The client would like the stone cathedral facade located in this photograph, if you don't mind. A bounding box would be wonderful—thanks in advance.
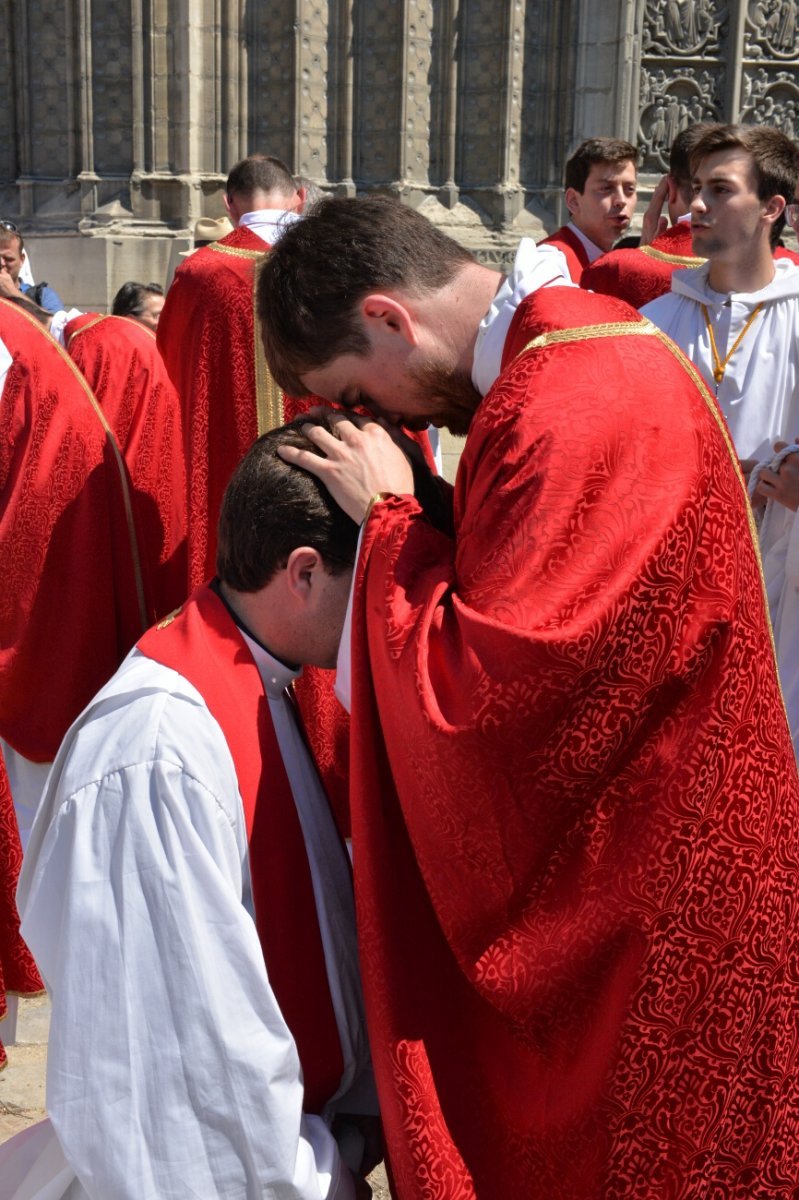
[1,0,797,308]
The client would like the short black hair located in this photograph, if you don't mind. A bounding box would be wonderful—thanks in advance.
[216,417,359,592]
[111,281,165,318]
[226,155,298,202]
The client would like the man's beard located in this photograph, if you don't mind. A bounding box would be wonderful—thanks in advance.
[409,359,482,437]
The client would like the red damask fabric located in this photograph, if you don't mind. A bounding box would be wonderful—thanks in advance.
[0,751,43,1071]
[349,286,799,1198]
[157,227,275,590]
[156,228,355,824]
[0,301,148,762]
[581,223,704,307]
[65,314,188,621]
[537,225,592,283]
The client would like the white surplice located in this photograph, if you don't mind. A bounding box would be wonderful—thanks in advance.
[10,642,375,1200]
[642,258,799,459]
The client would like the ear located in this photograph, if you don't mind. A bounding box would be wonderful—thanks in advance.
[360,293,418,346]
[564,186,580,217]
[294,185,307,213]
[763,193,786,226]
[284,546,325,606]
[223,192,236,223]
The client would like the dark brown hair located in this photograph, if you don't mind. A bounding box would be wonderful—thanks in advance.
[226,155,298,202]
[669,123,718,203]
[564,138,638,192]
[690,124,799,247]
[257,194,474,394]
[216,417,359,592]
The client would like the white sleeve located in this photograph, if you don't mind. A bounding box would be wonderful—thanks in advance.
[20,746,353,1200]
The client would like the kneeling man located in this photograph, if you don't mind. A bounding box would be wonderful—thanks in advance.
[7,422,377,1200]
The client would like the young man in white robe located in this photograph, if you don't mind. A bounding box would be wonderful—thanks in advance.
[0,421,379,1200]
[643,125,799,754]
[641,123,799,468]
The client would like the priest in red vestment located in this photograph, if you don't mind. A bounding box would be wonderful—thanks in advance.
[0,299,150,825]
[65,312,188,621]
[538,137,638,283]
[258,195,799,1200]
[157,154,308,589]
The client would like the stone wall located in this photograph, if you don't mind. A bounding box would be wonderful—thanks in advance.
[1,0,797,307]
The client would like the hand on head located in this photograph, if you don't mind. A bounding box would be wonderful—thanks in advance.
[278,411,415,524]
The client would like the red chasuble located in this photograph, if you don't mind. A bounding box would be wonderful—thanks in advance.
[581,222,705,307]
[65,313,188,621]
[138,584,344,1113]
[0,750,43,1071]
[349,286,799,1198]
[0,301,149,762]
[538,225,592,283]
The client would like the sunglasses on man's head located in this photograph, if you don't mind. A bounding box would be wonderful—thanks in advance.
[0,220,18,232]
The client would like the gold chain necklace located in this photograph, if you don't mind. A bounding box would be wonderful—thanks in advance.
[701,302,764,390]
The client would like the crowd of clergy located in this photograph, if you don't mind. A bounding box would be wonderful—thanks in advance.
[1,119,799,1198]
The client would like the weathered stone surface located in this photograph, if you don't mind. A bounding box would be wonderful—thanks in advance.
[1,2,796,305]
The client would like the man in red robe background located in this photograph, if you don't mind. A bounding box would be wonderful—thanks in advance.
[157,153,306,589]
[0,299,154,846]
[257,196,799,1199]
[581,125,710,306]
[65,312,188,621]
[538,138,638,283]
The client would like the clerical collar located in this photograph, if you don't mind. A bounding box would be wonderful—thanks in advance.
[566,221,604,263]
[238,209,302,247]
[210,578,301,698]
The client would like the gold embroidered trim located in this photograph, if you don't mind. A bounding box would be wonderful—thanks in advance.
[640,245,706,267]
[156,606,183,629]
[208,242,266,262]
[7,302,150,634]
[520,318,660,354]
[513,307,789,722]
[650,327,789,719]
[252,258,284,434]
[66,314,105,348]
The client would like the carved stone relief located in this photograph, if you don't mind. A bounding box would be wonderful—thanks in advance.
[638,0,799,172]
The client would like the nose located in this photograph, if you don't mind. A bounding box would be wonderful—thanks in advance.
[691,192,706,216]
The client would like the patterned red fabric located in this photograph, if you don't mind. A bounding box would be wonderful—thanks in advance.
[157,223,433,834]
[65,313,188,621]
[538,225,592,283]
[0,750,44,1071]
[157,227,275,589]
[349,286,799,1198]
[138,584,344,1113]
[581,223,704,307]
[156,228,356,825]
[0,301,148,762]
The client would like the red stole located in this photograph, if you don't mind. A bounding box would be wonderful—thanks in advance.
[537,225,591,283]
[138,584,344,1114]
